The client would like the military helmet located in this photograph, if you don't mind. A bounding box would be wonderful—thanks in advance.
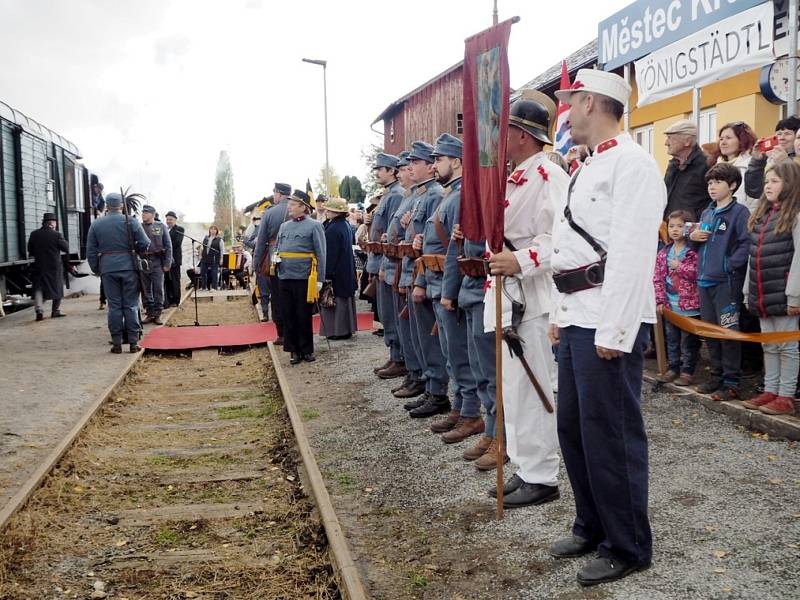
[509,90,557,146]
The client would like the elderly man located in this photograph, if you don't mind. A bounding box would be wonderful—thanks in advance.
[548,69,665,586]
[663,119,711,221]
[27,212,69,321]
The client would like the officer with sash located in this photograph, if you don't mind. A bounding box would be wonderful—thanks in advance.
[417,134,483,443]
[368,153,406,379]
[548,69,663,586]
[384,150,427,399]
[275,190,326,364]
[140,204,172,325]
[254,182,292,342]
[484,91,568,508]
[87,193,150,353]
[404,141,450,418]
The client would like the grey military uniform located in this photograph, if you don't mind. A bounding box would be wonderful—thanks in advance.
[87,212,150,346]
[141,220,173,318]
[408,178,449,396]
[254,199,290,331]
[374,180,405,363]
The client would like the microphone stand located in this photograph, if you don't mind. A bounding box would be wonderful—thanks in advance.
[179,234,220,327]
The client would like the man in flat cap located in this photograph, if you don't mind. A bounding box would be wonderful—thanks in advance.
[275,190,326,363]
[27,212,70,321]
[140,204,173,325]
[549,68,664,586]
[254,182,292,339]
[421,133,483,442]
[164,210,184,307]
[663,119,711,220]
[484,91,568,507]
[368,153,406,380]
[404,141,450,418]
[87,192,151,353]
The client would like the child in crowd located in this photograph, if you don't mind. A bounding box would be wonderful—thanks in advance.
[741,160,800,415]
[654,210,701,385]
[690,162,751,400]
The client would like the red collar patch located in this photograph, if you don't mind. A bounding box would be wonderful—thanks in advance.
[293,215,306,222]
[528,249,540,268]
[508,169,528,186]
[596,138,618,154]
[537,165,549,182]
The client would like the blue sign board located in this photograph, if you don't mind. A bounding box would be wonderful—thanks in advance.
[598,0,767,71]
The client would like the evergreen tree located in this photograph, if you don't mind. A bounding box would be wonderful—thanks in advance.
[339,175,352,201]
[213,150,237,243]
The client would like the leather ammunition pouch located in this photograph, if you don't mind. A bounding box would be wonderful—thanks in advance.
[552,259,606,294]
[421,254,446,273]
[383,242,401,259]
[458,257,488,278]
[399,241,422,259]
[366,241,383,255]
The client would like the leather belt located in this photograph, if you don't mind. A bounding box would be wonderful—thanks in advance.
[421,254,446,273]
[552,259,605,294]
[458,257,488,278]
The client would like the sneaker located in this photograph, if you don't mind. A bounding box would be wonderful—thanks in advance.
[463,435,492,461]
[673,373,694,386]
[656,369,678,383]
[758,396,796,416]
[710,386,739,402]
[696,378,722,394]
[741,392,777,410]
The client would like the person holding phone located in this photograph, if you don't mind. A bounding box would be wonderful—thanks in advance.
[745,116,800,199]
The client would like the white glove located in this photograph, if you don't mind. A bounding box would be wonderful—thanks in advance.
[316,281,323,292]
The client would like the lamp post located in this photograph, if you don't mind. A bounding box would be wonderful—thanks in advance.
[302,58,329,195]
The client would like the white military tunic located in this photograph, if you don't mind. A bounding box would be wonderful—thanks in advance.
[483,152,569,486]
[550,133,666,352]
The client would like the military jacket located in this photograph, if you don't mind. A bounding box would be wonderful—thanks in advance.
[382,187,414,284]
[417,177,461,299]
[87,213,150,274]
[455,238,488,309]
[275,216,327,281]
[399,179,443,288]
[366,180,404,274]
[143,221,173,267]
[254,199,289,271]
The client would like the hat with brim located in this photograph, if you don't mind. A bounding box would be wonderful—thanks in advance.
[42,212,57,223]
[142,204,156,214]
[396,150,411,167]
[274,183,291,196]
[290,189,313,210]
[322,197,349,213]
[165,210,177,219]
[408,141,435,163]
[430,133,463,159]
[106,193,124,208]
[373,153,400,170]
[664,119,698,137]
[554,68,631,106]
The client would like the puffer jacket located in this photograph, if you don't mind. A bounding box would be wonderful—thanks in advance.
[654,243,700,312]
[748,203,795,317]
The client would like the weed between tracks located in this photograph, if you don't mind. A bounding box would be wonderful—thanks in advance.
[0,299,339,599]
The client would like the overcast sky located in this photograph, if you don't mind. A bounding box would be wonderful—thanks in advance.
[0,0,630,222]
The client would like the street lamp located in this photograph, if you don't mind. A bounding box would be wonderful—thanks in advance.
[302,58,329,195]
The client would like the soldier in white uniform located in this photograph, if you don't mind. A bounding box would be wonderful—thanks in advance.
[547,69,665,586]
[484,91,568,508]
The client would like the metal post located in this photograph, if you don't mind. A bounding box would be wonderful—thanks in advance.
[692,86,701,131]
[322,63,330,196]
[790,0,798,116]
[493,0,498,25]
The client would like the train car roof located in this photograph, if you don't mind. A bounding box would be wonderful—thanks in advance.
[0,99,82,159]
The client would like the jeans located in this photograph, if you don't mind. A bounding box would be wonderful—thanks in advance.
[200,261,219,289]
[101,271,141,345]
[699,279,742,386]
[665,318,701,375]
[760,315,800,397]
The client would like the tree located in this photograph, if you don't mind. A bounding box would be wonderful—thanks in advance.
[339,175,352,201]
[360,143,383,196]
[213,150,238,243]
[315,165,340,197]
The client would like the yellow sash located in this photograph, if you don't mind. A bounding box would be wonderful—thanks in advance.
[278,251,318,303]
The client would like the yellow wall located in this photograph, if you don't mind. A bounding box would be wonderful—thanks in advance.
[629,67,781,173]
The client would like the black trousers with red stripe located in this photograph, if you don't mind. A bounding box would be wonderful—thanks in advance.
[279,278,314,356]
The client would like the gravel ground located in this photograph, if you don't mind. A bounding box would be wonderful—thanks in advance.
[280,327,800,600]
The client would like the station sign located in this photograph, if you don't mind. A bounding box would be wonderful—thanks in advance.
[634,1,774,105]
[599,0,767,71]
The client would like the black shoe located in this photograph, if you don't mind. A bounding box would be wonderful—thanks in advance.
[372,329,384,337]
[394,380,426,399]
[35,312,44,322]
[110,344,122,354]
[303,353,316,362]
[261,316,270,322]
[274,336,284,346]
[403,392,429,411]
[290,353,302,365]
[550,535,599,558]
[502,483,559,508]
[327,334,352,341]
[488,474,524,499]
[129,344,142,353]
[576,556,650,587]
[409,395,450,418]
[152,317,163,325]
[51,311,66,318]
[696,377,722,394]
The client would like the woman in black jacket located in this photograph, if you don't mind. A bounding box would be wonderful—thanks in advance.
[319,198,358,340]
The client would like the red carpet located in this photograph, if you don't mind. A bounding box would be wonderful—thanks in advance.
[141,312,376,351]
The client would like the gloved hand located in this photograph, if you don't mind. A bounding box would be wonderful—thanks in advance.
[316,281,323,292]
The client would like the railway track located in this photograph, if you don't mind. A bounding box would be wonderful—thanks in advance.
[0,295,363,599]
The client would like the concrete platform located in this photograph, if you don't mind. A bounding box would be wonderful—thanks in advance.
[0,293,179,509]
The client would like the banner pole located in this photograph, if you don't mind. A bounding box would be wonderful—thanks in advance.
[494,273,505,520]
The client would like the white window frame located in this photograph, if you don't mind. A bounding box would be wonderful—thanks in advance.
[698,108,718,146]
[633,124,654,155]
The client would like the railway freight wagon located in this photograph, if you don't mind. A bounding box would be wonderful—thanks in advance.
[0,100,96,298]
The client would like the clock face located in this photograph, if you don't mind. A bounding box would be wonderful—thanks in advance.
[762,58,800,104]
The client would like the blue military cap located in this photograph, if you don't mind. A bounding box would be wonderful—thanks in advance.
[274,182,291,195]
[106,193,124,208]
[373,152,400,169]
[430,133,463,159]
[408,141,435,163]
[396,150,411,167]
[142,204,156,214]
